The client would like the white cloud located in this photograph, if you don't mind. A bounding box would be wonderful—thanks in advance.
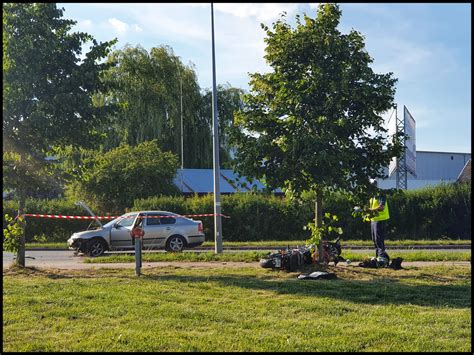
[73,19,93,32]
[130,4,209,42]
[133,24,143,32]
[214,3,300,22]
[366,35,458,86]
[108,18,129,33]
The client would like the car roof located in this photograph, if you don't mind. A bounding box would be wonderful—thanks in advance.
[122,211,182,216]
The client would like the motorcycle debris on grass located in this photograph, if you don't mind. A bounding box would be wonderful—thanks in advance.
[259,238,350,280]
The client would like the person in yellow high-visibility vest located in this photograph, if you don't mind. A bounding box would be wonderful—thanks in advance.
[367,178,390,265]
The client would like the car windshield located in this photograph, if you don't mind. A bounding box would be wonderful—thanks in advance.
[103,214,138,228]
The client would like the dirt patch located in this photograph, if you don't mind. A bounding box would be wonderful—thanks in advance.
[4,260,470,272]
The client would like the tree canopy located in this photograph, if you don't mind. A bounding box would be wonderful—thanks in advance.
[3,3,117,155]
[3,3,117,201]
[65,140,180,213]
[230,3,404,203]
[3,2,117,265]
[98,45,246,169]
[200,83,246,168]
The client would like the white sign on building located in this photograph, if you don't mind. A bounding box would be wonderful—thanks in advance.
[388,105,417,178]
[404,106,416,176]
[388,107,398,177]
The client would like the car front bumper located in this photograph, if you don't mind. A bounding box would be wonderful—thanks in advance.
[68,238,84,251]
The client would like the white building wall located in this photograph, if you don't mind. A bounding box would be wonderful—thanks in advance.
[379,151,471,190]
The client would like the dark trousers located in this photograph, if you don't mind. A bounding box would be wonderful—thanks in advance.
[371,220,389,259]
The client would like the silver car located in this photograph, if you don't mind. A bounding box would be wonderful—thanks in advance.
[67,211,205,257]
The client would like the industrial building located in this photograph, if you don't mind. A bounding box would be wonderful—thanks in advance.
[173,168,282,195]
[377,150,471,190]
[173,150,471,194]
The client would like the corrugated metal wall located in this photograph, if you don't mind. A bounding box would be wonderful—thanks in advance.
[173,151,471,193]
[379,151,471,190]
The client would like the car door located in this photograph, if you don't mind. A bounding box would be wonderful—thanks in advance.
[109,213,137,249]
[142,213,174,248]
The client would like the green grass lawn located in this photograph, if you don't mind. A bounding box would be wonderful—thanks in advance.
[25,238,471,250]
[202,239,472,247]
[3,264,471,352]
[82,250,471,264]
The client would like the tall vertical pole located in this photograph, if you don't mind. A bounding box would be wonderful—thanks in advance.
[211,3,223,253]
[395,105,400,190]
[180,68,184,170]
[176,62,184,169]
[395,104,408,190]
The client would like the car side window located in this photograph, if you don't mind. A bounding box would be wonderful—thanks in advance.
[146,213,161,226]
[160,215,176,225]
[116,214,137,228]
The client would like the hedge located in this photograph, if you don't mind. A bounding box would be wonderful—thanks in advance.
[133,193,312,242]
[2,199,96,243]
[3,182,471,243]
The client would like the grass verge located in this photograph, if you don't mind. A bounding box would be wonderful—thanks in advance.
[201,239,472,247]
[3,264,471,352]
[25,238,471,250]
[83,250,471,264]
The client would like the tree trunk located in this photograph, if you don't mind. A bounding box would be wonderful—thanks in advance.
[315,188,324,265]
[16,194,26,267]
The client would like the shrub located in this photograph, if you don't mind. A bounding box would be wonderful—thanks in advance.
[65,140,180,213]
[2,199,108,243]
[3,182,470,243]
[134,193,312,242]
[388,182,471,240]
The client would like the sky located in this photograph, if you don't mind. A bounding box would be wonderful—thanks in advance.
[58,2,471,154]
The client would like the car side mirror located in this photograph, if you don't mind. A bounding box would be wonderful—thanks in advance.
[114,223,121,229]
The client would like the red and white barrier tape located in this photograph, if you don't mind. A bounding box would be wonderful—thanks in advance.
[21,213,230,219]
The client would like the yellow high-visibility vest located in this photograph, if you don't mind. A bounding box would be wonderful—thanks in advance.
[369,196,390,222]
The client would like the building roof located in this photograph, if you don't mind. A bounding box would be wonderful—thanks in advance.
[416,150,471,155]
[457,159,471,183]
[173,169,282,194]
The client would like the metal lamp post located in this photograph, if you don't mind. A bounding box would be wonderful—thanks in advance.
[211,3,223,253]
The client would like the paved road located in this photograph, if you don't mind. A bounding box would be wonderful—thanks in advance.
[3,249,471,271]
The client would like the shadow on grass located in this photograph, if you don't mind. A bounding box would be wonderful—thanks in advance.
[139,270,471,309]
[5,265,470,309]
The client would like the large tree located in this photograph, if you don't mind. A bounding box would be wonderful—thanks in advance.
[99,44,214,168]
[200,83,246,168]
[3,3,117,266]
[230,4,404,259]
[99,45,247,169]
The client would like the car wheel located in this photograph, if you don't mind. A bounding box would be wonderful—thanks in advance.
[87,239,106,257]
[165,235,186,252]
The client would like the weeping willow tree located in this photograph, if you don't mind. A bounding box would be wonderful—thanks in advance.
[99,44,214,168]
[201,84,246,168]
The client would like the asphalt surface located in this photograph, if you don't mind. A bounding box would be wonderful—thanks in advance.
[3,248,471,270]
